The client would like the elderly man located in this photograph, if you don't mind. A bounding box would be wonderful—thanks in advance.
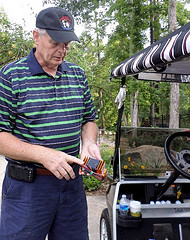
[0,7,101,240]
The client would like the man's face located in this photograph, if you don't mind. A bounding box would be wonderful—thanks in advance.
[33,29,70,69]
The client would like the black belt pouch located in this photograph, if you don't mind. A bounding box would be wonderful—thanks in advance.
[8,163,35,183]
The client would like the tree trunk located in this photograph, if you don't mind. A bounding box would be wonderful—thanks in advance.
[129,0,139,128]
[169,83,180,128]
[168,0,180,129]
[122,114,128,126]
[131,88,139,127]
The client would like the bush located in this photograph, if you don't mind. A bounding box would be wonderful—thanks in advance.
[83,176,102,191]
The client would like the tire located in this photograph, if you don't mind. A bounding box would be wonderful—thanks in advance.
[100,208,112,240]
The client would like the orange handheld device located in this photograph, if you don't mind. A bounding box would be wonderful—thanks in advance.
[81,157,107,181]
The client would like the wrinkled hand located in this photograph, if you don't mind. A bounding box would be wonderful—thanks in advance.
[81,142,102,161]
[80,142,102,176]
[40,150,83,180]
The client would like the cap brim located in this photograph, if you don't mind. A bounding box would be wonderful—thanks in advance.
[46,29,80,43]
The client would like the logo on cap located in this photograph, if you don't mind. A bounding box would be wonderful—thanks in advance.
[60,16,72,30]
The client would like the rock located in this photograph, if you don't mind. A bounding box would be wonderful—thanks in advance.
[121,145,170,173]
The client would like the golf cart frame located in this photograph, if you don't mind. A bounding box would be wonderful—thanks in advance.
[100,22,190,240]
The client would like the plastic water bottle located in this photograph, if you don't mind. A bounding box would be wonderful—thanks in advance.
[119,194,129,216]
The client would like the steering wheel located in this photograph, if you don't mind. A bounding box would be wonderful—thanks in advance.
[165,131,190,179]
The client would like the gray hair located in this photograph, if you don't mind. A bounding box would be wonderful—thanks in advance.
[35,28,47,36]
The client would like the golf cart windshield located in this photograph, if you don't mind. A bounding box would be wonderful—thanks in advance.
[119,127,190,178]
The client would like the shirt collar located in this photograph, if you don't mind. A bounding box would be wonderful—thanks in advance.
[27,48,70,75]
[58,60,70,73]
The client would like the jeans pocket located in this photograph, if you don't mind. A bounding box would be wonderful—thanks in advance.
[2,174,15,199]
[68,175,86,200]
[2,172,28,200]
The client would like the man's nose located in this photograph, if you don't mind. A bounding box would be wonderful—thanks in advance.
[58,43,67,52]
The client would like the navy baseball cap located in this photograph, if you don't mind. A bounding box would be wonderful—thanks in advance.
[36,7,80,43]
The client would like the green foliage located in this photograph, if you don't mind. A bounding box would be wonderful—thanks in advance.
[100,142,114,175]
[0,9,33,68]
[177,1,190,25]
[128,133,167,148]
[83,176,102,191]
[43,0,108,24]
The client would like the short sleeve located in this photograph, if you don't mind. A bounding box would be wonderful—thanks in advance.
[82,75,98,124]
[0,67,17,133]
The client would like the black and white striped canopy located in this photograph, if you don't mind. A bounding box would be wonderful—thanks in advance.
[111,22,190,83]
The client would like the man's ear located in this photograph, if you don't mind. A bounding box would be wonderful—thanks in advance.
[33,29,40,45]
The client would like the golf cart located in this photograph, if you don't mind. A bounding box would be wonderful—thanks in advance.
[99,22,190,240]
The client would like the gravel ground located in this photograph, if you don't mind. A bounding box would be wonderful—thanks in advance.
[0,155,107,240]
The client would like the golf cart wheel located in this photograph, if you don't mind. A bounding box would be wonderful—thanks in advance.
[100,208,112,240]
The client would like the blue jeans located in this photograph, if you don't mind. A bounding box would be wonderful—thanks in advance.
[0,165,89,240]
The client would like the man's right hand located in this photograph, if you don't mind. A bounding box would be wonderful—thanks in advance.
[40,151,83,180]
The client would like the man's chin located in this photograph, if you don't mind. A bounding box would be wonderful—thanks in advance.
[52,59,63,66]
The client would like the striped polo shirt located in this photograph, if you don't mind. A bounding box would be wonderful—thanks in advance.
[0,48,97,157]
